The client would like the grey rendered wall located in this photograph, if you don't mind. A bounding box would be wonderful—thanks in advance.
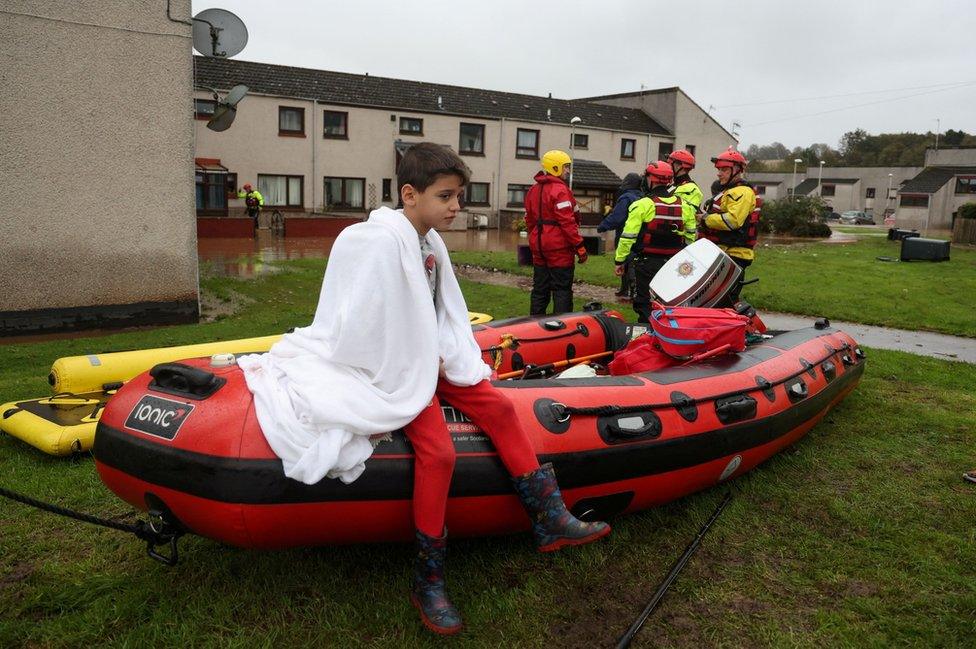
[0,1,197,334]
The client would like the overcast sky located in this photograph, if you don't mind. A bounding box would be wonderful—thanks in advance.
[193,0,975,151]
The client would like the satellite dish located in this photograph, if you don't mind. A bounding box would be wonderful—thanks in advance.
[205,84,248,132]
[192,8,248,58]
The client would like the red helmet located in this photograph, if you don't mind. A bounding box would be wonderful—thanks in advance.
[668,149,696,169]
[645,160,674,184]
[243,183,253,191]
[711,148,748,170]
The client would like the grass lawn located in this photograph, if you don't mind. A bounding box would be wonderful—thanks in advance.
[1,259,974,647]
[452,236,976,338]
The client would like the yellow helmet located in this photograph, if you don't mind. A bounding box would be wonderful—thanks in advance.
[541,150,572,176]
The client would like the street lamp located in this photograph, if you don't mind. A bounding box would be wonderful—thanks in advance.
[817,160,825,196]
[887,173,894,224]
[569,116,582,190]
[791,158,803,200]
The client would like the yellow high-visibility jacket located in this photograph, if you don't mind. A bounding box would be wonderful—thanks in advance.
[237,189,265,207]
[614,193,695,263]
[702,183,757,261]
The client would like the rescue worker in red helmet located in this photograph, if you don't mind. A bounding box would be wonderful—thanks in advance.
[667,149,703,232]
[524,150,587,315]
[237,182,265,229]
[614,161,696,323]
[700,147,759,302]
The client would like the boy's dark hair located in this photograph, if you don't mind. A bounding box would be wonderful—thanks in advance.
[397,142,470,193]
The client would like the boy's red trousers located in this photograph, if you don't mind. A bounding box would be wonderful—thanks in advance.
[404,378,539,537]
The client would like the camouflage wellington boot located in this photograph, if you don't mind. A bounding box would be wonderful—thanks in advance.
[410,528,463,635]
[512,462,611,552]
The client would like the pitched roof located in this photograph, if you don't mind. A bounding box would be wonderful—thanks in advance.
[572,160,622,189]
[194,57,671,136]
[899,166,976,194]
[793,177,859,195]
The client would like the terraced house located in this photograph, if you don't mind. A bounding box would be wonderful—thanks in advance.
[192,57,735,231]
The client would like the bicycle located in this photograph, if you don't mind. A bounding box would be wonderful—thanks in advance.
[270,209,284,236]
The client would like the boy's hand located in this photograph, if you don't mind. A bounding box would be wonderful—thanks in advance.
[576,245,588,264]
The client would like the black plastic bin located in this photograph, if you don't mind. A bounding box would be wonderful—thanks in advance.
[900,237,950,262]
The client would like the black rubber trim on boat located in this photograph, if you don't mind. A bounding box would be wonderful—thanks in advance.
[800,358,817,379]
[534,398,572,434]
[597,410,662,445]
[566,343,576,360]
[91,362,864,504]
[670,391,697,422]
[787,379,809,403]
[511,352,524,371]
[821,361,837,382]
[841,354,854,367]
[714,395,757,425]
[571,491,634,521]
[755,376,776,402]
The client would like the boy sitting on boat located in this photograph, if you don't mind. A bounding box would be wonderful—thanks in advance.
[238,143,609,635]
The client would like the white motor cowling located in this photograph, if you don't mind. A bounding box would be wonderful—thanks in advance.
[648,239,742,307]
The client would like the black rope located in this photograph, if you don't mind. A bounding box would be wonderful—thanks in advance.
[0,486,182,565]
[615,490,733,648]
[552,342,851,420]
[479,323,588,353]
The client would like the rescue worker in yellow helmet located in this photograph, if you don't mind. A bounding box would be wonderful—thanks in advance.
[524,150,587,315]
[699,148,760,302]
[667,149,703,235]
[237,182,265,229]
[614,161,696,323]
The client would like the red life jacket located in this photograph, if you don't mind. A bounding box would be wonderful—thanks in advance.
[701,181,762,250]
[638,197,685,256]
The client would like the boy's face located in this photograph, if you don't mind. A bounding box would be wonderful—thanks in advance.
[401,174,465,234]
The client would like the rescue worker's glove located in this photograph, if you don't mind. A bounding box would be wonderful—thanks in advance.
[576,245,588,264]
[702,198,714,213]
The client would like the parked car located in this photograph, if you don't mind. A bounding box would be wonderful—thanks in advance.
[840,210,875,225]
[822,208,841,221]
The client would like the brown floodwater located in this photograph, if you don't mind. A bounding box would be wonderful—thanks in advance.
[198,227,863,278]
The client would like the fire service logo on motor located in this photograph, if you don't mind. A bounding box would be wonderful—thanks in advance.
[124,395,194,440]
[676,261,696,277]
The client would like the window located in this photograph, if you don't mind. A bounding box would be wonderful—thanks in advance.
[516,129,539,159]
[324,177,366,209]
[382,178,393,202]
[323,110,348,138]
[821,184,835,197]
[195,171,227,214]
[194,99,216,120]
[900,194,929,208]
[225,172,238,199]
[279,107,305,136]
[399,116,423,135]
[866,187,876,199]
[507,184,531,206]
[465,182,490,206]
[620,138,636,160]
[572,133,588,149]
[955,176,976,194]
[258,174,304,207]
[658,142,674,159]
[685,144,696,156]
[755,185,767,196]
[459,123,485,155]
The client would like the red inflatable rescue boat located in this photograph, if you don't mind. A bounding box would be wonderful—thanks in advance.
[93,309,864,549]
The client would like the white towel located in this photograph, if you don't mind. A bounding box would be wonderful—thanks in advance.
[238,207,491,485]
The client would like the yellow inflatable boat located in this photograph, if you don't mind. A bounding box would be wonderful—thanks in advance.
[2,312,494,456]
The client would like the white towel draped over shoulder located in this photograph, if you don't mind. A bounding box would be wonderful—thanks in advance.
[237,207,491,485]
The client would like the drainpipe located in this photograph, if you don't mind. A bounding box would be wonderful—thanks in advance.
[496,117,505,230]
[311,99,317,212]
[645,135,652,167]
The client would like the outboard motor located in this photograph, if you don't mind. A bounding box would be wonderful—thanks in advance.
[649,239,743,307]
